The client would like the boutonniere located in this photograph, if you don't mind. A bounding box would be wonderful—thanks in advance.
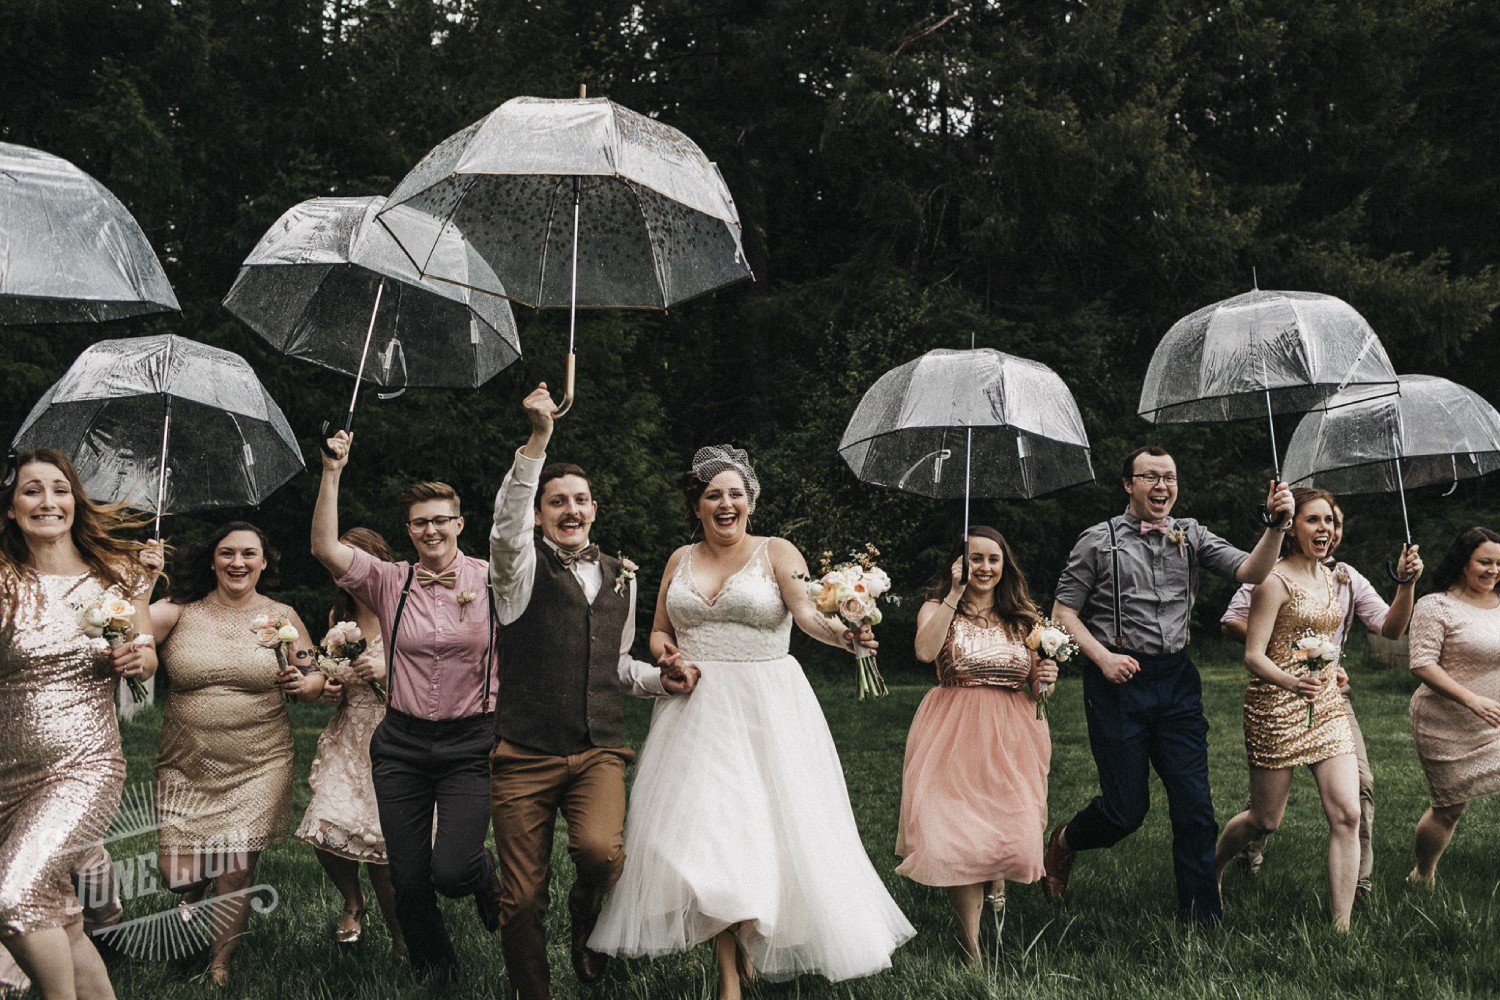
[1335,567,1350,587]
[615,555,638,596]
[1166,525,1187,555]
[456,590,477,621]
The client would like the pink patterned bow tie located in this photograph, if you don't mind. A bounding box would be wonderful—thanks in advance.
[416,568,458,588]
[1139,520,1170,535]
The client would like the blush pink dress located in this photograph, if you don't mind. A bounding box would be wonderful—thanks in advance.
[895,614,1051,886]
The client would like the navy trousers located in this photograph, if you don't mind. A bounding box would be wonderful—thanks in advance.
[1062,649,1221,924]
[370,709,495,976]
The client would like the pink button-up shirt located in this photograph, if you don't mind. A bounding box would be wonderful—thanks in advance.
[337,547,497,720]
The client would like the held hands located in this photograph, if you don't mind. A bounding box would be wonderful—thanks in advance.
[1395,544,1424,583]
[1098,650,1140,684]
[107,635,152,679]
[1034,657,1060,686]
[1264,479,1295,527]
[656,641,701,696]
[321,429,352,472]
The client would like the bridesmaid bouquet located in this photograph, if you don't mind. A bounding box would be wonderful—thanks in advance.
[1289,630,1340,727]
[76,596,149,703]
[318,621,385,703]
[251,613,300,702]
[1024,617,1079,720]
[803,543,895,701]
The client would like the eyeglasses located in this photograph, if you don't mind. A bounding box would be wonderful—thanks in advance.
[407,515,459,530]
[1130,473,1178,485]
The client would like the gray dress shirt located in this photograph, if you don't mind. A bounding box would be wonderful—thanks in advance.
[1054,510,1248,655]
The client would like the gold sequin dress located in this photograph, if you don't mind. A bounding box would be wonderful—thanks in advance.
[0,573,130,935]
[155,598,294,853]
[1243,566,1355,769]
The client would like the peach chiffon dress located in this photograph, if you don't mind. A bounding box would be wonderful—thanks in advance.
[895,614,1051,886]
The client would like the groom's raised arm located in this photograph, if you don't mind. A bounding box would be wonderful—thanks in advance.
[488,384,554,626]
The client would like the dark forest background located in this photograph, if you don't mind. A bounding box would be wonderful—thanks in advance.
[3,0,1497,672]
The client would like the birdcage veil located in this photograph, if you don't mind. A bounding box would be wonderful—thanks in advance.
[690,444,760,514]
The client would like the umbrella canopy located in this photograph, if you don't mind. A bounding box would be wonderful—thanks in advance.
[377,96,752,309]
[0,141,179,324]
[840,348,1094,500]
[12,335,303,524]
[223,195,520,389]
[1284,374,1500,494]
[1139,289,1398,424]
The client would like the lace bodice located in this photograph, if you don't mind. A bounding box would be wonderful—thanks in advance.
[665,540,792,662]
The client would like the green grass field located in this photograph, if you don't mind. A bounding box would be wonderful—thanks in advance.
[93,639,1500,999]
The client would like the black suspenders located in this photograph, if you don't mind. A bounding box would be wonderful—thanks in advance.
[1104,516,1198,651]
[385,564,498,712]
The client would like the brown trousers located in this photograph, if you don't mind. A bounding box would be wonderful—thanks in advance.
[488,740,633,1000]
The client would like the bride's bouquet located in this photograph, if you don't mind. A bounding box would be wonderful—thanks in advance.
[1289,630,1340,728]
[251,613,300,702]
[317,621,385,703]
[803,543,896,701]
[76,596,150,703]
[1024,617,1079,720]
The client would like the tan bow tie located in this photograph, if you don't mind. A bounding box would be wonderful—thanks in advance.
[416,568,458,588]
[556,544,600,568]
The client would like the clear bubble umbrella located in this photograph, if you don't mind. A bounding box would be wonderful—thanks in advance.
[1283,374,1500,579]
[1138,289,1399,505]
[840,347,1095,560]
[377,89,753,416]
[223,195,520,441]
[0,141,179,324]
[11,334,303,538]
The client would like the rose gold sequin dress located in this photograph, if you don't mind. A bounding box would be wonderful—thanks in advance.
[0,573,129,935]
[155,599,294,853]
[1242,566,1354,769]
[895,615,1050,885]
[295,638,387,862]
[1408,593,1500,807]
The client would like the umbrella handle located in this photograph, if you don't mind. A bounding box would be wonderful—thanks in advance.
[1257,507,1287,529]
[1387,560,1417,584]
[552,354,576,419]
[318,420,338,458]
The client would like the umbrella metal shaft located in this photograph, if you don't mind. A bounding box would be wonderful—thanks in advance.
[344,278,387,432]
[553,178,581,418]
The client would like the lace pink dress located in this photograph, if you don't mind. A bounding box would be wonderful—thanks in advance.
[895,614,1050,886]
[295,639,388,861]
[1409,593,1500,807]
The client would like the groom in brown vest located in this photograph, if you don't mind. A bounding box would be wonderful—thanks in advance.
[488,384,698,1000]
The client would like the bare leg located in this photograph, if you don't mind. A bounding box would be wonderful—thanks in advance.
[948,883,985,966]
[313,849,364,939]
[1412,802,1468,886]
[204,850,261,980]
[1214,767,1293,884]
[713,929,741,1000]
[1308,754,1360,931]
[365,863,405,958]
[4,926,79,1000]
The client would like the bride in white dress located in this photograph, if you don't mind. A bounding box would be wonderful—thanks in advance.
[590,446,914,999]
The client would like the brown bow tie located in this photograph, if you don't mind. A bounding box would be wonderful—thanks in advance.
[556,544,600,568]
[416,568,458,588]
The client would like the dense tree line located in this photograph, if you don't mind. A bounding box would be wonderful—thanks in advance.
[3,0,1496,672]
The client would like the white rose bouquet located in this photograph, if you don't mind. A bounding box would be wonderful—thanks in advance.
[1289,630,1340,728]
[319,621,384,703]
[803,543,897,701]
[76,595,150,703]
[251,613,301,702]
[1024,617,1079,720]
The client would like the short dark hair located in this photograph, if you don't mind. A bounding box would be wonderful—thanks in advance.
[167,520,280,604]
[1430,526,1500,593]
[1121,445,1172,481]
[398,481,460,518]
[535,463,592,509]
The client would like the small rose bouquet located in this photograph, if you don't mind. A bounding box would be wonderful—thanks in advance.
[318,621,384,703]
[251,613,301,702]
[803,543,896,701]
[77,596,149,703]
[1289,630,1340,727]
[1024,617,1079,720]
